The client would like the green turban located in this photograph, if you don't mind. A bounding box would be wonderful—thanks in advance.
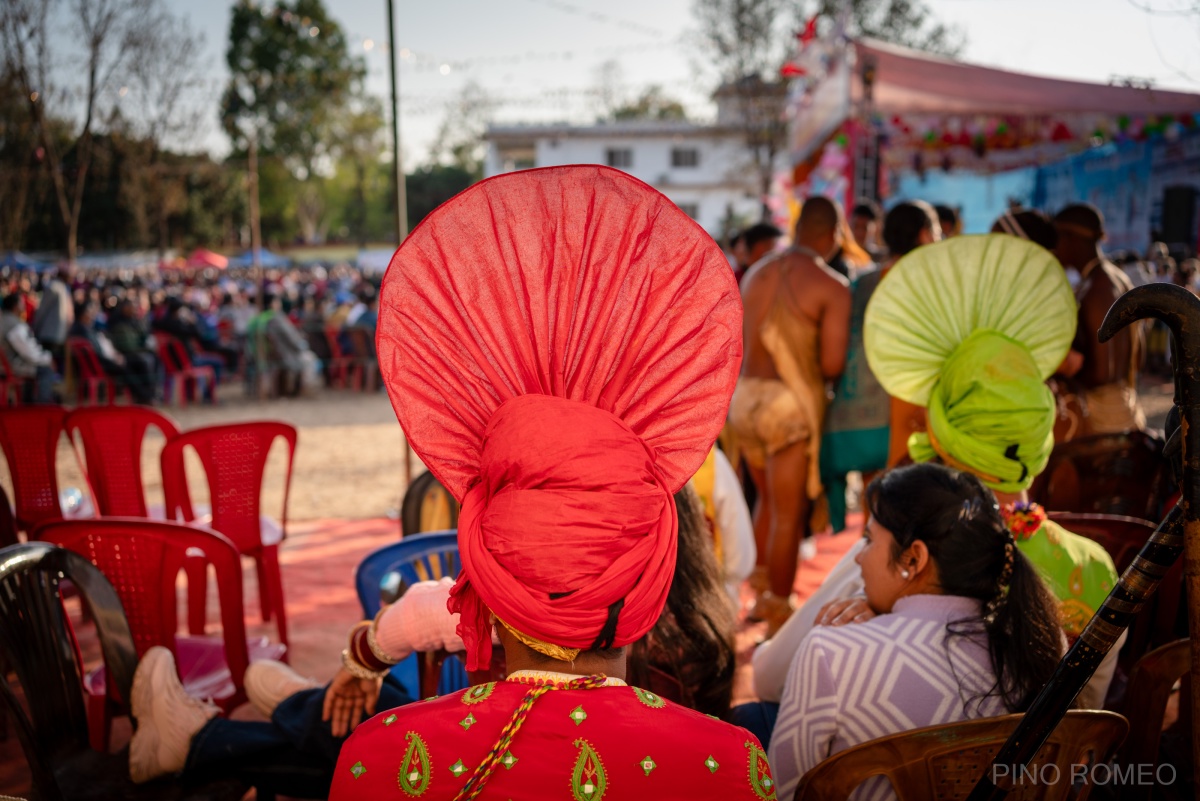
[908,329,1055,493]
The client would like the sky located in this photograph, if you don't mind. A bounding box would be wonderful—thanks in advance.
[156,0,1200,166]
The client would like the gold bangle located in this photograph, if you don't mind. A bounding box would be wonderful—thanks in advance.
[341,648,387,680]
[367,609,399,666]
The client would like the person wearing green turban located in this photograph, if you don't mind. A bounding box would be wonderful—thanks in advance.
[865,234,1120,706]
[744,235,1121,717]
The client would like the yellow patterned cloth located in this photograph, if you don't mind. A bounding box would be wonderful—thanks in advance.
[1005,504,1118,638]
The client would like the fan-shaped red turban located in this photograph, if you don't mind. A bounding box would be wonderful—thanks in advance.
[377,165,742,670]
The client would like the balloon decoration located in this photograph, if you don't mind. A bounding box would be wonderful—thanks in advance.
[865,111,1200,174]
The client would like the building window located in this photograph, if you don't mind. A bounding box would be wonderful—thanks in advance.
[677,203,700,219]
[671,148,699,168]
[513,158,535,170]
[606,148,633,168]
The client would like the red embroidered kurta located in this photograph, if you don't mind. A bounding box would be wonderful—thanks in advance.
[330,680,777,800]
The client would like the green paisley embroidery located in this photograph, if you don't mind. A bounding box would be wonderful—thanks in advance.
[462,682,496,705]
[705,755,720,773]
[569,705,587,725]
[632,686,665,708]
[571,739,607,801]
[746,740,777,799]
[384,714,398,726]
[639,755,657,776]
[350,761,367,779]
[459,713,477,730]
[397,732,432,796]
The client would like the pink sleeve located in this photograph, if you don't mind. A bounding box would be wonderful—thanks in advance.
[372,578,465,660]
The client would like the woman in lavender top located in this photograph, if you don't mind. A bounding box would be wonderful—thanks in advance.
[769,463,1063,801]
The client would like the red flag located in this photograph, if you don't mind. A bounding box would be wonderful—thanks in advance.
[797,15,818,43]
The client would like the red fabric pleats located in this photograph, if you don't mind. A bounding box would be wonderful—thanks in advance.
[376,166,742,669]
[449,395,676,670]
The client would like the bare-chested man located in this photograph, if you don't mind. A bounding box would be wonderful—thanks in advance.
[1053,204,1145,435]
[729,197,851,633]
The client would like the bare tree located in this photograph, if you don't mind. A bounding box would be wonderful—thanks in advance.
[0,0,155,264]
[693,0,793,220]
[125,6,207,258]
[428,82,495,180]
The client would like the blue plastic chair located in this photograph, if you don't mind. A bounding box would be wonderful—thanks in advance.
[354,530,470,699]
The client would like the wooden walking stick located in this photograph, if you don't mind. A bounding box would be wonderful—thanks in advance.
[968,282,1196,799]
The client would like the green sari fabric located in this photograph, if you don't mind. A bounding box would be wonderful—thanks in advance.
[1012,515,1118,638]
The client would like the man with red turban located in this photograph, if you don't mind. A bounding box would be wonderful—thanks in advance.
[327,166,777,799]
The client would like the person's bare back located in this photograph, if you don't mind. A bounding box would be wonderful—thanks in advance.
[741,247,851,383]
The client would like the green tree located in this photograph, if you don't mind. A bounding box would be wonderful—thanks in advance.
[331,94,386,248]
[220,0,365,243]
[1,0,158,262]
[405,165,475,231]
[0,67,44,249]
[802,0,962,57]
[692,0,962,219]
[612,87,688,121]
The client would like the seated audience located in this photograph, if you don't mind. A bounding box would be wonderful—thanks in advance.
[768,463,1064,800]
[247,294,319,396]
[0,291,59,402]
[69,301,155,403]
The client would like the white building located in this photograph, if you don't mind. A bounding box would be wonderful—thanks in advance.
[484,119,775,235]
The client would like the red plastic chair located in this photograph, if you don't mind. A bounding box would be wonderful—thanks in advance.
[65,406,180,517]
[161,422,297,651]
[156,334,217,407]
[66,337,126,406]
[35,518,286,751]
[0,349,25,406]
[0,483,18,547]
[344,327,378,391]
[323,327,363,390]
[0,405,69,533]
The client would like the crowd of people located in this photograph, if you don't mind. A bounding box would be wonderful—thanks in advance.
[10,167,1181,799]
[0,261,387,404]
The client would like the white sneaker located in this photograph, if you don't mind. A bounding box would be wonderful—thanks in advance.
[129,646,218,783]
[244,660,320,718]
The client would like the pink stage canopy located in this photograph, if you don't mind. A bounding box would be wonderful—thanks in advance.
[788,37,1200,175]
[854,39,1200,117]
[185,248,229,269]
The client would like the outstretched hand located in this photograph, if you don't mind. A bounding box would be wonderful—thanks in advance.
[322,667,384,738]
[814,597,875,627]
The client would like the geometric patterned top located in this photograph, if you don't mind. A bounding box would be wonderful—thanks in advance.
[330,677,778,800]
[768,594,1008,801]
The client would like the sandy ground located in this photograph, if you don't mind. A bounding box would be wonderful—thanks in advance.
[2,385,419,524]
[3,374,1175,527]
